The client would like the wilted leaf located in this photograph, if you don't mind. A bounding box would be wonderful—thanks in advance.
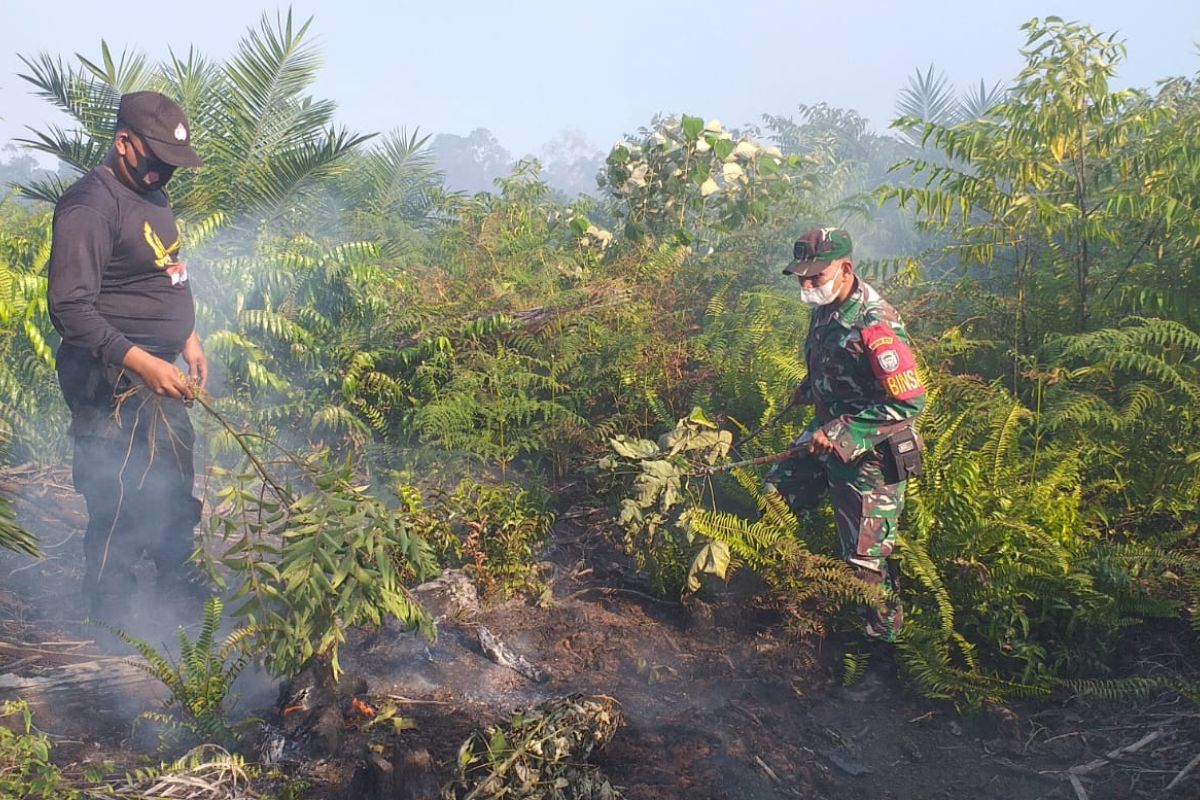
[618,499,643,527]
[634,475,665,508]
[640,460,678,479]
[686,540,731,592]
[610,436,659,460]
[660,478,681,511]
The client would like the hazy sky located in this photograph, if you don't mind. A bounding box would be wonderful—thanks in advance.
[2,1,1198,161]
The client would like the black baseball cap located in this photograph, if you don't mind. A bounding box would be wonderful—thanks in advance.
[116,91,204,168]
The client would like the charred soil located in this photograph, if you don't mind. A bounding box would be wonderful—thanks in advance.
[2,466,1198,800]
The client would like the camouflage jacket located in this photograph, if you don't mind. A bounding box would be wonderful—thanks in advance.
[796,278,926,463]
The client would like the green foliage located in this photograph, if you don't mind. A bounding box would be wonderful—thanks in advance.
[1058,675,1200,704]
[601,410,733,595]
[414,344,584,478]
[0,496,38,557]
[198,234,413,453]
[0,199,65,463]
[1039,317,1200,522]
[2,11,1199,716]
[340,127,444,237]
[893,65,1005,142]
[690,468,883,637]
[893,368,1199,705]
[0,201,59,557]
[113,596,256,746]
[842,651,868,686]
[401,478,554,601]
[200,405,436,681]
[692,284,812,429]
[884,16,1188,362]
[602,115,805,247]
[0,701,79,799]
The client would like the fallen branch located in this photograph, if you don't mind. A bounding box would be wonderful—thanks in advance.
[1166,751,1200,793]
[566,586,678,606]
[0,640,102,666]
[1068,729,1164,776]
[383,694,450,705]
[754,755,781,783]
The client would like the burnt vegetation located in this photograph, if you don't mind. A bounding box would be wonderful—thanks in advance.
[1,11,1200,800]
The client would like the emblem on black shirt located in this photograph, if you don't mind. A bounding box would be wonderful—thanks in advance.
[143,221,187,285]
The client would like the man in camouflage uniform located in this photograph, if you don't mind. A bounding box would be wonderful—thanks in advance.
[765,228,925,641]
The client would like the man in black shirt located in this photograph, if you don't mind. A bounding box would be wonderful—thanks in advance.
[47,91,207,623]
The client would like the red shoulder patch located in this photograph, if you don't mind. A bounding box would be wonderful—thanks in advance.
[861,322,924,401]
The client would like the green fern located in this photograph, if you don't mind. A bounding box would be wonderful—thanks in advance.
[111,597,256,746]
[842,651,868,686]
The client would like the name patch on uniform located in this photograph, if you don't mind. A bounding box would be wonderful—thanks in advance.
[861,322,924,401]
[867,335,894,350]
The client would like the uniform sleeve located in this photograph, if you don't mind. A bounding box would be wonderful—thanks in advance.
[47,205,135,365]
[820,318,926,463]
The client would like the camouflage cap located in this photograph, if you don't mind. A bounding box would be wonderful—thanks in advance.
[782,227,853,276]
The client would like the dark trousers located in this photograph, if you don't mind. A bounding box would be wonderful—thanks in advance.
[56,344,202,599]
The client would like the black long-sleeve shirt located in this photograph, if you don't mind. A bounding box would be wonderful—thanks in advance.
[47,167,194,364]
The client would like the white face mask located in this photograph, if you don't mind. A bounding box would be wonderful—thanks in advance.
[800,270,844,307]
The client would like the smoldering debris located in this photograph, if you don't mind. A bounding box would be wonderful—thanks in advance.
[442,694,623,800]
[415,568,482,621]
[478,625,549,684]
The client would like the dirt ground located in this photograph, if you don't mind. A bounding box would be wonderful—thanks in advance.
[2,464,1199,800]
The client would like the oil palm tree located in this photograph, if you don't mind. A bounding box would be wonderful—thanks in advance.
[15,10,372,227]
[893,65,1005,146]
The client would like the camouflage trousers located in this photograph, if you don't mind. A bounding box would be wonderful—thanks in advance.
[765,445,905,640]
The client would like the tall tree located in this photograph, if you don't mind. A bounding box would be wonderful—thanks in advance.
[885,16,1155,382]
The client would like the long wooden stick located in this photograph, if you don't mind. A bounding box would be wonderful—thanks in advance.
[1166,751,1200,793]
[691,445,811,476]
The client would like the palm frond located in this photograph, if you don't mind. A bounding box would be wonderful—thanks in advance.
[895,65,959,143]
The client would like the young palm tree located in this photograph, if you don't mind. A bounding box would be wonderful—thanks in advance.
[893,65,1006,146]
[16,10,372,227]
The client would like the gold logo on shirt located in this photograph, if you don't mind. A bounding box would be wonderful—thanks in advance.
[143,222,181,268]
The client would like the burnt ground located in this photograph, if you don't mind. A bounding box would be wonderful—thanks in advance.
[2,463,1199,800]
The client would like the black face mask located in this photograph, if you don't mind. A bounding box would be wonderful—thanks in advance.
[123,138,175,191]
